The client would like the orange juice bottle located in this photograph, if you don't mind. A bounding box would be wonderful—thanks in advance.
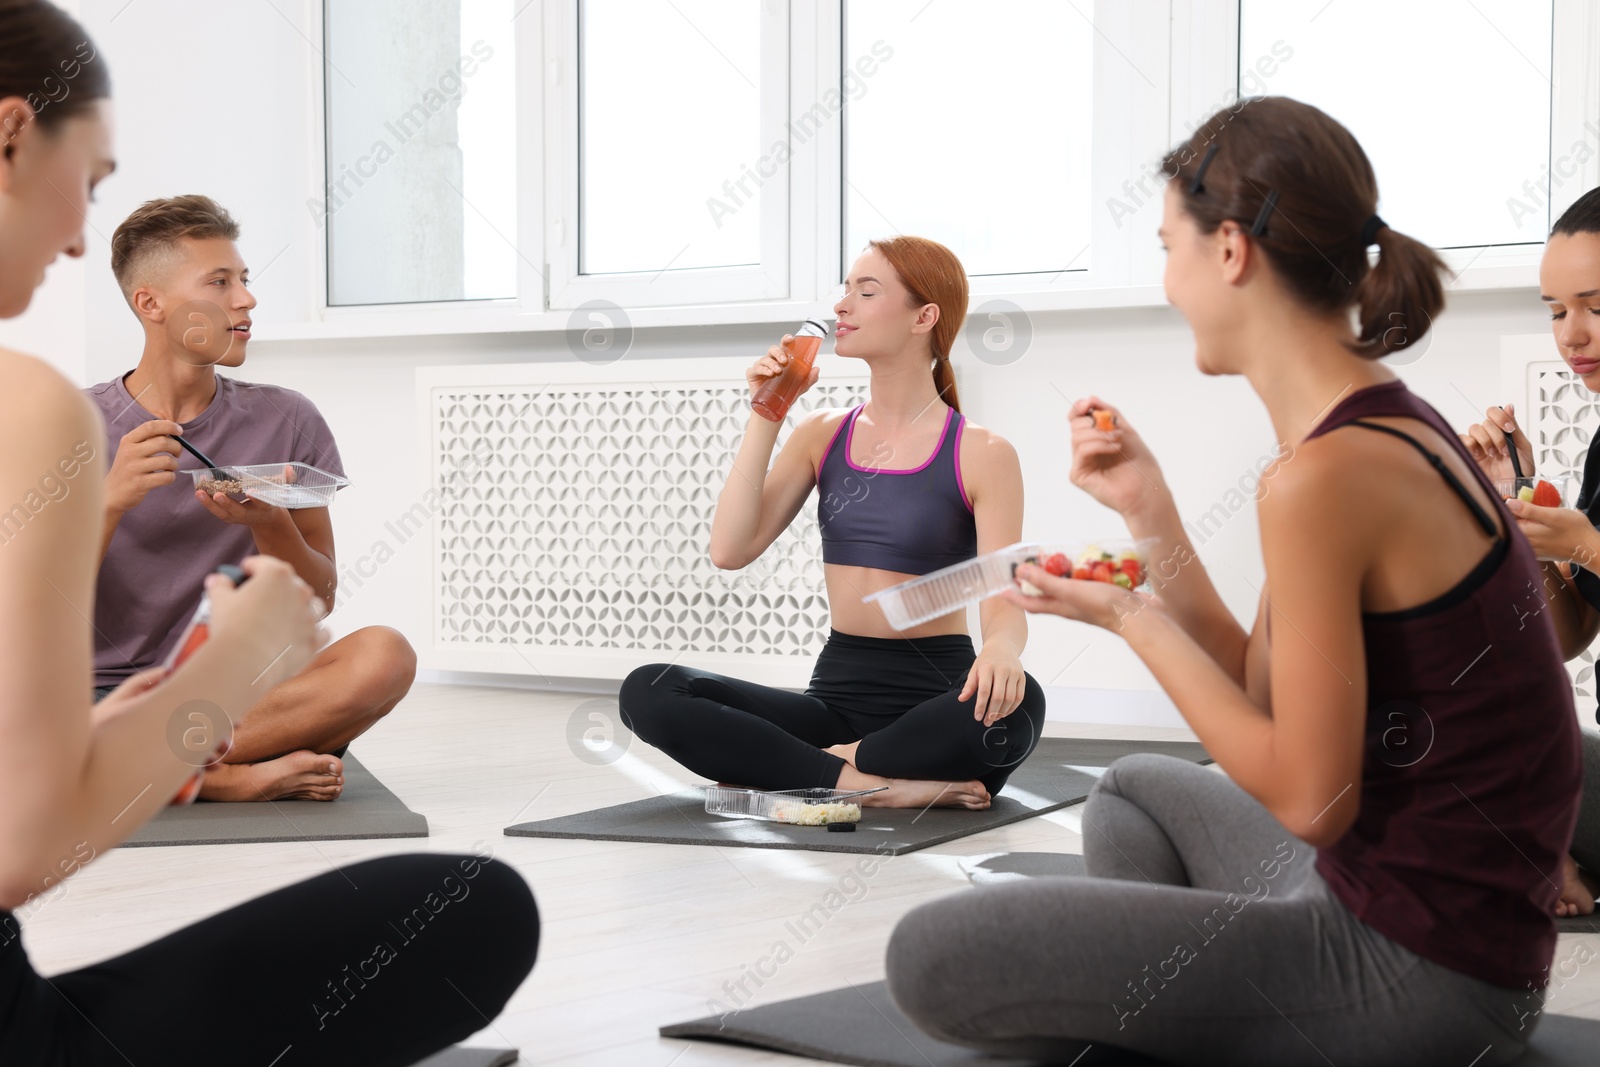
[751,319,829,422]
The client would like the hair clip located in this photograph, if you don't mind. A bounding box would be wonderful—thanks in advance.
[1250,190,1279,237]
[1189,144,1219,195]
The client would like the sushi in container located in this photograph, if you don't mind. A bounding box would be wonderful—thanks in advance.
[704,785,886,825]
[863,538,1160,631]
[187,462,348,510]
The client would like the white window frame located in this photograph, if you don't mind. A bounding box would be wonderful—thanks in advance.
[263,0,1600,344]
[309,0,548,331]
[831,0,1174,307]
[1181,0,1600,293]
[543,0,792,309]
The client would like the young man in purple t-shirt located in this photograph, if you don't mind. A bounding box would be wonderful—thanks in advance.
[88,195,415,802]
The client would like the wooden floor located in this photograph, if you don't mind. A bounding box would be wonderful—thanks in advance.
[20,683,1600,1064]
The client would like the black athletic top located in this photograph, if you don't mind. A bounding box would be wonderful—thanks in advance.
[815,404,977,575]
[1569,434,1600,722]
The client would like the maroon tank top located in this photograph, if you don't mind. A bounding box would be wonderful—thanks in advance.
[1304,380,1580,990]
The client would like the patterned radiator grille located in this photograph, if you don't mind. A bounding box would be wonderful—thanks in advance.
[430,377,866,667]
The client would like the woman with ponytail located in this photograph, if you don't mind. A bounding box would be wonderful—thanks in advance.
[887,97,1577,1064]
[0,3,536,1062]
[622,236,1047,808]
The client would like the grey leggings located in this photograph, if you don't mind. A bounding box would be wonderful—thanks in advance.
[886,754,1542,1066]
[1569,729,1600,878]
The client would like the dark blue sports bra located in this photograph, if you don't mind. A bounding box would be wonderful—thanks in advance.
[815,404,977,575]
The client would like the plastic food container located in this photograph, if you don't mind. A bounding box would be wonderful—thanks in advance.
[1492,476,1580,509]
[704,785,885,825]
[863,538,1160,631]
[187,462,348,509]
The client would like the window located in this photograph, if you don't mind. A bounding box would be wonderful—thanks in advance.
[1238,0,1552,250]
[579,0,761,275]
[322,0,518,306]
[299,0,1599,336]
[545,0,790,309]
[842,0,1094,278]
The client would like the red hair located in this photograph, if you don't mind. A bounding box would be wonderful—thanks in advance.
[868,236,969,413]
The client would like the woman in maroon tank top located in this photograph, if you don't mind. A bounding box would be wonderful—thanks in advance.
[885,97,1581,1065]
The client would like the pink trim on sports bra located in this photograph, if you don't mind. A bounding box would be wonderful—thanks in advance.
[815,406,856,480]
[845,406,955,475]
[953,416,973,513]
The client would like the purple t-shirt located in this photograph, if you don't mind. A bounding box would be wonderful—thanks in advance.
[87,373,344,687]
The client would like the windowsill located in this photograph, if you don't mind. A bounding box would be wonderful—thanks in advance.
[249,260,1543,346]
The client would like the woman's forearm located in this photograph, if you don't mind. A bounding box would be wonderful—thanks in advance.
[1,637,265,910]
[1118,603,1350,842]
[979,599,1028,658]
[1547,524,1600,659]
[1122,496,1251,681]
[73,648,261,844]
[709,414,782,569]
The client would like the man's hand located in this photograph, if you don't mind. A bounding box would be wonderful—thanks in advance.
[194,489,291,532]
[104,420,182,515]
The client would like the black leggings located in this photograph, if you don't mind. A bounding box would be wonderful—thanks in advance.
[619,629,1047,793]
[0,853,538,1065]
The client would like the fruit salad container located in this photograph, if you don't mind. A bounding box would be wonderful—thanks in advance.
[863,538,1160,631]
[187,462,349,509]
[1493,476,1580,510]
[704,785,885,825]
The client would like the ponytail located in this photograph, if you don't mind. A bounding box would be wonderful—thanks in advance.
[1162,97,1449,364]
[932,353,961,412]
[1352,225,1446,360]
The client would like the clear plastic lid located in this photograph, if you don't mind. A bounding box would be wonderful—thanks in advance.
[1491,475,1579,509]
[704,785,884,824]
[186,462,349,510]
[863,538,1160,631]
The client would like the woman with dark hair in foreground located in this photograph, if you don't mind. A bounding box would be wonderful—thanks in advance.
[0,3,537,1062]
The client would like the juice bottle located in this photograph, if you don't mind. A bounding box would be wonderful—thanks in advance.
[163,563,246,805]
[751,319,830,422]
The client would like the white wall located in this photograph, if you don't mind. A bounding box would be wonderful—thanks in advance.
[53,2,1561,716]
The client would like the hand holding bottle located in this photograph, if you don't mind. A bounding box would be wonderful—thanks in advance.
[749,319,829,422]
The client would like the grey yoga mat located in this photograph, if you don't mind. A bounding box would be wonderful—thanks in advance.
[413,1049,518,1067]
[121,752,428,847]
[505,738,1210,856]
[662,979,1600,1067]
[960,852,1600,936]
[960,850,1087,885]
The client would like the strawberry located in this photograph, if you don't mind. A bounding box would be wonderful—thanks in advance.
[1532,479,1561,508]
[1120,558,1143,584]
[1042,553,1070,577]
[1091,561,1115,583]
[1072,564,1094,581]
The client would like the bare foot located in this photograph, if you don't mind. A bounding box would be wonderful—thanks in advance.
[1555,853,1600,917]
[199,751,345,802]
[837,764,991,810]
[824,742,860,767]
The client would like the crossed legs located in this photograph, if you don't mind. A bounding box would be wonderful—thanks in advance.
[199,625,416,802]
